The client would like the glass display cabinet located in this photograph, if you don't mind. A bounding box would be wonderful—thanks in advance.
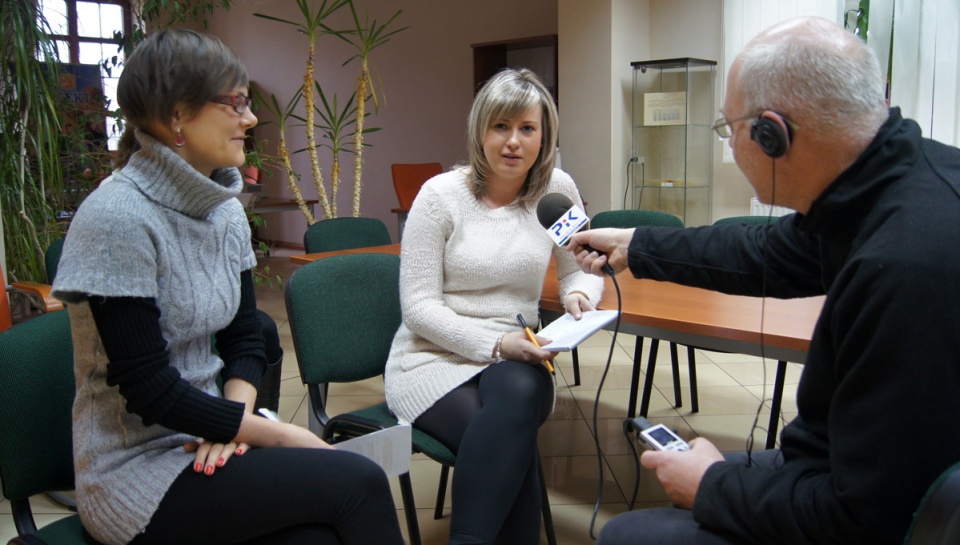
[630,58,716,226]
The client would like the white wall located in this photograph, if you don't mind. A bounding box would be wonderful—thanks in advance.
[648,0,753,221]
[557,0,614,213]
[208,0,557,245]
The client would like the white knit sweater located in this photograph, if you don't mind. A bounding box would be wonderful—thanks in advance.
[384,168,604,424]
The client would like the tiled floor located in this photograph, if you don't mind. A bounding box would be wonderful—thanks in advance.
[0,249,801,545]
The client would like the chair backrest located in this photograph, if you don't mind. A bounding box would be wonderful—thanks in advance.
[904,462,960,545]
[302,217,392,254]
[713,215,776,227]
[391,163,442,210]
[591,209,684,229]
[0,310,76,501]
[45,237,66,283]
[285,253,402,386]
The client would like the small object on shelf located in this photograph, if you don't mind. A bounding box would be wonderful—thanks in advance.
[631,58,716,226]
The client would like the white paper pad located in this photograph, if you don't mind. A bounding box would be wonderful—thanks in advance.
[334,424,412,476]
[539,310,620,351]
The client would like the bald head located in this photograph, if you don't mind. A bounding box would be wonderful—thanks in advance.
[732,16,887,143]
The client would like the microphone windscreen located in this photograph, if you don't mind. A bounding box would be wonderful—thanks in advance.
[536,193,575,229]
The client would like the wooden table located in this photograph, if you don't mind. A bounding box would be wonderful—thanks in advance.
[542,266,822,447]
[250,198,318,216]
[290,243,401,265]
[292,243,823,447]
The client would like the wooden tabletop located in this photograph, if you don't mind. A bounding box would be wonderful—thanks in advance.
[291,243,822,361]
[289,243,401,265]
[541,264,822,362]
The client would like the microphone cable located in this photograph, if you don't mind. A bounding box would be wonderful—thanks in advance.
[622,157,646,210]
[744,157,779,466]
[587,270,623,541]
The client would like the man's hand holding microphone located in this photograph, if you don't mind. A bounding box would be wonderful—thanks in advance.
[568,229,635,277]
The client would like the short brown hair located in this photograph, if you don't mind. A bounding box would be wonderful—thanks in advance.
[114,28,249,168]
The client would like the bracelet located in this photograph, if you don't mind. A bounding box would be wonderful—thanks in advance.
[566,290,590,301]
[492,333,505,361]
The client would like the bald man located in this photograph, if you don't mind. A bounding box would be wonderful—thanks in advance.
[575,16,960,545]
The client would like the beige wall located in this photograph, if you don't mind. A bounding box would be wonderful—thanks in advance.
[208,0,751,246]
[208,0,557,245]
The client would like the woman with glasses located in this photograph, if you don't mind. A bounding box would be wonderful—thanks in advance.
[53,28,403,545]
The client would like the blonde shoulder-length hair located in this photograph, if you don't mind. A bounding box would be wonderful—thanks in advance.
[464,68,559,208]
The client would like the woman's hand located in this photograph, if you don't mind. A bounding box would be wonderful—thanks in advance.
[183,438,248,476]
[500,330,558,364]
[233,412,335,451]
[185,416,335,476]
[563,292,596,318]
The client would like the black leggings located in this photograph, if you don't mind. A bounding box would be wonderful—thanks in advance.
[129,447,404,545]
[414,360,554,545]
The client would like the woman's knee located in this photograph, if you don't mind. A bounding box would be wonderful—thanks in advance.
[483,361,549,402]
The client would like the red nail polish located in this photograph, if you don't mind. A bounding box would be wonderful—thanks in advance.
[194,463,202,472]
[205,465,214,476]
[235,448,244,455]
[216,457,225,467]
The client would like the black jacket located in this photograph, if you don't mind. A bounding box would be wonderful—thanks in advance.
[627,109,960,544]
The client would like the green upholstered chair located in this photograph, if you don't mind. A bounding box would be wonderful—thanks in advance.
[0,310,104,545]
[302,217,391,254]
[285,253,556,545]
[576,210,692,420]
[44,238,65,284]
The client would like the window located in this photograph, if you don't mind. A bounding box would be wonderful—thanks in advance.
[39,0,132,150]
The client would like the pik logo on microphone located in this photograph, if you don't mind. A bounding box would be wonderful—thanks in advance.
[546,204,589,247]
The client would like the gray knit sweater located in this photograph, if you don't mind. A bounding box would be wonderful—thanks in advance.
[384,168,604,424]
[52,132,256,545]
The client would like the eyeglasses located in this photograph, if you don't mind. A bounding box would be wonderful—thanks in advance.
[209,94,252,114]
[712,112,799,139]
[711,112,761,139]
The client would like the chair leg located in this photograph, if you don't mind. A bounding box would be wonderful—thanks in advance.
[538,456,557,545]
[399,472,423,545]
[766,361,788,449]
[635,338,660,418]
[669,343,682,408]
[571,347,581,386]
[687,345,699,413]
[434,465,450,520]
[627,337,644,418]
[44,491,77,511]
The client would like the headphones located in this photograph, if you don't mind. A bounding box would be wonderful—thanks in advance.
[750,111,793,158]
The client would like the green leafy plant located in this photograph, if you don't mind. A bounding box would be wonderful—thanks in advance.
[253,0,405,222]
[332,2,407,216]
[0,0,80,284]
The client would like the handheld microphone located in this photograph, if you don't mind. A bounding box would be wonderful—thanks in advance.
[536,193,615,276]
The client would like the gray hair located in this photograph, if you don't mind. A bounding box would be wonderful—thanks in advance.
[465,68,559,207]
[114,28,249,168]
[737,17,887,141]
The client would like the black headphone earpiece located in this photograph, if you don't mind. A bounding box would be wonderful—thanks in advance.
[750,111,792,158]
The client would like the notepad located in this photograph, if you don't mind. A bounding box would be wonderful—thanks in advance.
[538,310,620,351]
[334,425,412,477]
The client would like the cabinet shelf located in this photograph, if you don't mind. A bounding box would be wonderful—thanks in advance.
[630,58,716,226]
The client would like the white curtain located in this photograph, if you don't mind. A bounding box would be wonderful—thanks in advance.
[888,0,960,147]
[720,0,845,162]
